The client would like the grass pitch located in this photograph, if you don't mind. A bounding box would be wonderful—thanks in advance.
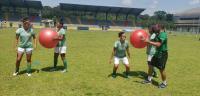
[0,28,200,96]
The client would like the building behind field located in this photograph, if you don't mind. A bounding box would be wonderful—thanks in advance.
[174,7,200,33]
[0,0,145,31]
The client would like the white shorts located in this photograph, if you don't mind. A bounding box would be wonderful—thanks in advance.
[114,57,129,65]
[18,47,33,54]
[54,46,67,54]
[147,55,154,62]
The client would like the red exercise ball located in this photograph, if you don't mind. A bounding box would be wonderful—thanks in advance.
[130,29,149,48]
[39,28,59,48]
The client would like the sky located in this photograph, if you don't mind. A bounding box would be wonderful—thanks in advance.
[40,0,200,15]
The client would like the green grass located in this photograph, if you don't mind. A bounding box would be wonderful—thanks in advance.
[0,28,200,96]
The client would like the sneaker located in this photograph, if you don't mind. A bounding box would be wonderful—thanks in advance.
[13,72,19,76]
[26,73,32,77]
[111,73,117,78]
[61,69,67,73]
[142,80,152,84]
[50,68,57,72]
[158,83,167,88]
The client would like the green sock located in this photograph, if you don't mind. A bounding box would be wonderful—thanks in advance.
[27,62,31,73]
[63,59,67,70]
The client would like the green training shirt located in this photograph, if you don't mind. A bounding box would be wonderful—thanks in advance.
[154,32,168,57]
[114,40,129,58]
[57,28,66,47]
[16,28,35,48]
[147,33,156,55]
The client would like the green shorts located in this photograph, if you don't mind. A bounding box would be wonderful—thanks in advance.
[150,51,168,70]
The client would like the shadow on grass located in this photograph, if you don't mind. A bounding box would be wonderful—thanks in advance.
[107,70,159,86]
[107,71,147,79]
[18,69,39,75]
[41,66,65,72]
[129,71,159,86]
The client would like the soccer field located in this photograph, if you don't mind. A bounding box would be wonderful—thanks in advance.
[0,28,200,96]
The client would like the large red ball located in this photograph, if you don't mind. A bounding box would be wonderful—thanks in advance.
[39,28,59,48]
[130,29,149,48]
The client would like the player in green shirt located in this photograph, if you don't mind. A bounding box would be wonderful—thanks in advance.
[13,17,37,76]
[51,21,67,73]
[109,32,131,78]
[146,26,157,77]
[142,24,168,88]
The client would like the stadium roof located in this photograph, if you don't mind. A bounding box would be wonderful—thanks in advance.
[0,0,42,9]
[60,3,145,16]
[175,7,200,18]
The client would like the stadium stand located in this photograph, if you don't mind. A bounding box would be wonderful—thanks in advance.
[60,3,145,27]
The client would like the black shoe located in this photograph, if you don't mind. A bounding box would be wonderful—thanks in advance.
[50,67,57,72]
[142,80,151,84]
[158,83,167,88]
[111,73,117,78]
[125,73,130,78]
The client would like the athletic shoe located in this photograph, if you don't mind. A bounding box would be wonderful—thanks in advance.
[61,69,67,73]
[26,73,31,77]
[158,83,167,88]
[50,68,57,72]
[111,73,117,78]
[13,72,19,76]
[142,80,152,84]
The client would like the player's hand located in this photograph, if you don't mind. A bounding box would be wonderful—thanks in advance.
[109,59,112,64]
[140,36,149,43]
[15,47,18,52]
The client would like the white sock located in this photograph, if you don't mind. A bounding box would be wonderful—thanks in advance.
[163,81,167,85]
[148,76,152,81]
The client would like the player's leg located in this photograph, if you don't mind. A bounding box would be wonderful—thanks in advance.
[148,55,157,77]
[60,53,67,73]
[112,57,120,78]
[60,47,67,73]
[51,47,59,71]
[13,48,24,76]
[26,48,33,76]
[158,52,168,88]
[123,57,130,78]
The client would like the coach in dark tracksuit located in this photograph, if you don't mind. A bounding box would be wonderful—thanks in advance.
[142,24,168,88]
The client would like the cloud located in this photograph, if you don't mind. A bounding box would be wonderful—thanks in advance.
[121,0,134,7]
[144,0,159,15]
[189,0,200,5]
[150,0,159,9]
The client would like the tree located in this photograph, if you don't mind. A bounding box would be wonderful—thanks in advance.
[154,11,167,21]
[166,14,174,21]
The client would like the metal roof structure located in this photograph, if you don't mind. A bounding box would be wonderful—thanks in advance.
[0,0,42,9]
[175,7,200,18]
[60,3,145,16]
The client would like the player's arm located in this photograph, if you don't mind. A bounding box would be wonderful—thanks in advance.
[15,34,19,51]
[146,40,161,47]
[53,35,64,41]
[126,47,130,58]
[109,48,116,64]
[33,35,37,49]
[141,36,161,47]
